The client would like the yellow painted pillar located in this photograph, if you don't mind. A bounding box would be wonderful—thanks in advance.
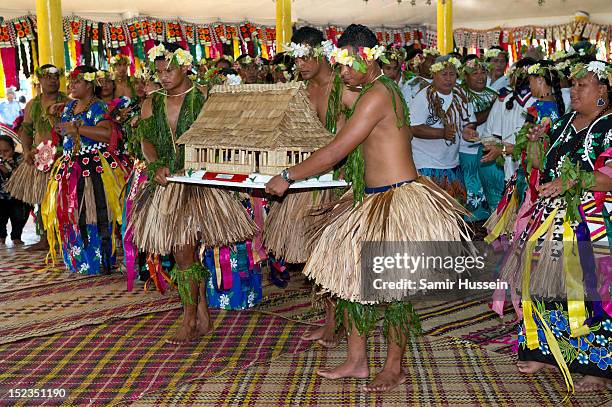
[573,11,589,43]
[275,0,292,53]
[36,0,65,87]
[436,0,453,55]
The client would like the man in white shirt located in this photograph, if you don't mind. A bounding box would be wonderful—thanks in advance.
[0,88,21,127]
[484,47,510,93]
[409,55,477,201]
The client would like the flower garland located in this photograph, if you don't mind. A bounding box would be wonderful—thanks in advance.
[328,44,388,74]
[384,43,407,62]
[147,43,194,67]
[284,40,335,60]
[430,57,461,74]
[526,62,559,77]
[237,55,264,67]
[570,61,612,83]
[34,66,64,79]
[422,48,440,58]
[484,48,508,61]
[109,53,131,66]
[67,68,97,83]
[461,57,491,76]
[96,70,114,81]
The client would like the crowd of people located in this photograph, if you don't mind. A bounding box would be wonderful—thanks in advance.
[0,22,610,393]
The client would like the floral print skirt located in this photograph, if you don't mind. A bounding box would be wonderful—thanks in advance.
[518,300,612,378]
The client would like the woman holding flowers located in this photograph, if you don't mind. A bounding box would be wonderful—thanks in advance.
[501,60,612,391]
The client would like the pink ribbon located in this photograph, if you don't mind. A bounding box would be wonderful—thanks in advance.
[251,196,268,261]
[593,148,612,211]
[124,167,147,291]
[598,257,612,317]
[246,240,254,271]
[219,246,233,290]
[67,162,81,222]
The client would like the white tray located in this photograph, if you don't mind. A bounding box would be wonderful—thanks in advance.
[167,170,348,189]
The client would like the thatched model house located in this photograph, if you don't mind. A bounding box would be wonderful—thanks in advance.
[176,82,334,175]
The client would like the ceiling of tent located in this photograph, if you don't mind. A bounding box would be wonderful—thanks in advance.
[1,0,610,27]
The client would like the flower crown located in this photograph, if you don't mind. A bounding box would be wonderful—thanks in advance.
[570,61,612,82]
[329,45,389,74]
[284,40,335,60]
[213,55,234,64]
[237,55,264,67]
[34,66,64,79]
[550,48,576,62]
[67,69,97,83]
[134,65,155,82]
[484,48,509,62]
[109,54,131,66]
[384,44,407,62]
[197,58,209,66]
[422,48,441,58]
[461,58,491,75]
[96,70,114,81]
[526,63,557,77]
[430,57,462,74]
[410,53,426,69]
[147,44,194,67]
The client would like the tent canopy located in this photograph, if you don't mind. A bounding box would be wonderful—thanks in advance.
[1,0,611,28]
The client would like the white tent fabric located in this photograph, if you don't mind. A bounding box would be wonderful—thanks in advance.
[1,0,611,28]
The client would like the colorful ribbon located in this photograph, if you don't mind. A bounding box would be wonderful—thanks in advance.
[562,220,590,338]
[219,246,232,290]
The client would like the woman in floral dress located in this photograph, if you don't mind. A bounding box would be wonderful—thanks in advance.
[502,61,612,391]
[43,66,128,275]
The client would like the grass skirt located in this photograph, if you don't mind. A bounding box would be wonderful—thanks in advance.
[129,182,257,256]
[5,163,50,205]
[303,177,470,303]
[264,189,339,263]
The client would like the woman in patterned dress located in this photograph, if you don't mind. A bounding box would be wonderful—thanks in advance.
[43,66,128,275]
[502,61,612,391]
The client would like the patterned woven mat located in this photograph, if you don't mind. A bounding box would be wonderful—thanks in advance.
[0,248,92,293]
[129,334,611,406]
[0,308,312,406]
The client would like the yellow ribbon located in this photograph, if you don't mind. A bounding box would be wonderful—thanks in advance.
[521,207,573,399]
[214,247,222,288]
[40,159,63,268]
[485,189,517,244]
[562,220,590,338]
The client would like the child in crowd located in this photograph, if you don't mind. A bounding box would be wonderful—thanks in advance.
[0,135,31,245]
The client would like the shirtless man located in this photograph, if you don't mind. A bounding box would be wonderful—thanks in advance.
[270,26,357,347]
[17,65,69,250]
[137,44,210,344]
[111,54,135,100]
[267,24,467,392]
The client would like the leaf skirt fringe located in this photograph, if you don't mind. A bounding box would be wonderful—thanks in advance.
[264,189,339,263]
[128,182,258,256]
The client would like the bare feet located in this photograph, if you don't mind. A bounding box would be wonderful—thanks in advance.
[196,302,213,337]
[516,360,554,374]
[166,318,198,345]
[301,325,326,341]
[575,376,611,392]
[316,359,369,380]
[362,368,407,392]
[12,239,24,246]
[29,239,49,251]
[317,328,344,349]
